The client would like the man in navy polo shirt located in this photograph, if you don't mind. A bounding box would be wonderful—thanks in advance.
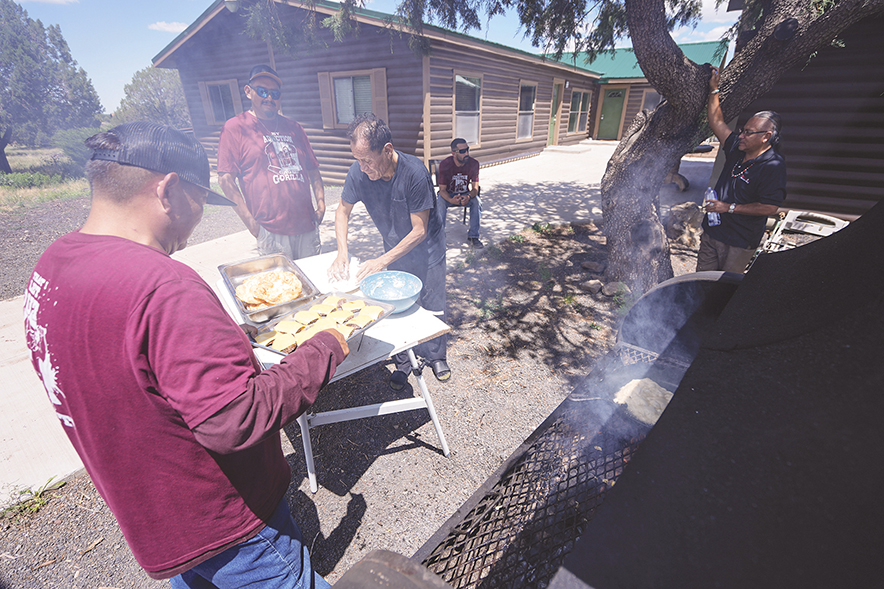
[698,66,787,273]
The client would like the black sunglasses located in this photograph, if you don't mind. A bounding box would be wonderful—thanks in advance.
[252,86,281,100]
[737,128,767,137]
[456,147,470,154]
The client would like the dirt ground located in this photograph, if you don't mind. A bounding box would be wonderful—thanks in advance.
[1,201,699,588]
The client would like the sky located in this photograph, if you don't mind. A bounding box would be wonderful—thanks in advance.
[17,0,738,113]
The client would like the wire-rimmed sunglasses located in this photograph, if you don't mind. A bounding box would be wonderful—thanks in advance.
[737,128,768,137]
[252,86,281,100]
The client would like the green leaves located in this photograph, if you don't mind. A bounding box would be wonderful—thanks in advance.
[0,0,102,151]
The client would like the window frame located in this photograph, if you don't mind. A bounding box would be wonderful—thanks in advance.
[453,71,483,147]
[197,79,243,126]
[641,89,663,112]
[567,89,591,135]
[516,81,538,142]
[317,68,388,130]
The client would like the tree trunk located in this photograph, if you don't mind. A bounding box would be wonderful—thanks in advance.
[0,128,12,175]
[601,104,707,294]
[601,0,884,295]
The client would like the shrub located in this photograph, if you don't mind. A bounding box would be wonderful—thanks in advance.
[0,172,62,189]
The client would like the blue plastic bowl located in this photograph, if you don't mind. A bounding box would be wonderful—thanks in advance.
[360,271,423,314]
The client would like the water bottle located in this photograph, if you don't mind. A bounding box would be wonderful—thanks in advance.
[704,187,721,226]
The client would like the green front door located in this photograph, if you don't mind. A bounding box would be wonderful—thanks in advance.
[597,89,625,140]
[548,83,563,145]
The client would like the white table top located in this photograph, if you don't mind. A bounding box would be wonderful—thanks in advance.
[214,252,450,383]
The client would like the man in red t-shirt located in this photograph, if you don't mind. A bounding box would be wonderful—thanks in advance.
[24,122,347,587]
[438,138,483,248]
[218,65,326,260]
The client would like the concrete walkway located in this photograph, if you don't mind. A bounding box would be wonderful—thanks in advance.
[0,141,714,505]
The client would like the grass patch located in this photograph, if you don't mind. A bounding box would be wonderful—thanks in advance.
[472,294,504,319]
[508,233,525,243]
[0,179,90,212]
[2,477,65,523]
[2,147,89,211]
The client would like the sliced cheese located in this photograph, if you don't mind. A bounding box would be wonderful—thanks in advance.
[341,299,366,311]
[334,324,355,339]
[274,320,303,334]
[270,332,298,352]
[347,314,373,329]
[328,309,355,324]
[361,305,385,320]
[255,330,277,346]
[293,310,320,325]
[322,295,346,307]
[309,303,337,316]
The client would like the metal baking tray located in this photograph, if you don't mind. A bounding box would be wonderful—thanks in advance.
[251,292,396,356]
[218,254,320,324]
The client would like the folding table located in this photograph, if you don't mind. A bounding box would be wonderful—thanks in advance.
[215,252,451,492]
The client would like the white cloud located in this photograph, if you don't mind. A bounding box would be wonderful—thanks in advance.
[148,21,188,33]
[699,0,738,24]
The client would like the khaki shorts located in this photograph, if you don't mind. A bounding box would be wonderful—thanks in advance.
[696,232,755,273]
[257,226,321,260]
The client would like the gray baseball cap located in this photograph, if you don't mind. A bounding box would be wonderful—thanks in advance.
[90,122,235,206]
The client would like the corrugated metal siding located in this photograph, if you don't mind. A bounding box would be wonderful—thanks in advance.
[741,16,884,216]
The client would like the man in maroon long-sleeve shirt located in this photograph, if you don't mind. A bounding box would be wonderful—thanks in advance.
[24,122,347,588]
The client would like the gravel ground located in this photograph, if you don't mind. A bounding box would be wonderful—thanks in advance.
[0,194,698,588]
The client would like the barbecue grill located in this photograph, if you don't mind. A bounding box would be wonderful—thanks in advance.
[408,272,741,588]
[334,199,883,589]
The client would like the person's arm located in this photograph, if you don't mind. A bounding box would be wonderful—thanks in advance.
[192,330,349,454]
[356,209,430,280]
[704,200,780,216]
[707,67,731,145]
[218,172,261,238]
[308,167,325,225]
[467,174,479,202]
[438,162,460,205]
[328,199,355,280]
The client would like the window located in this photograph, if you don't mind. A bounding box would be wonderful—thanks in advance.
[198,80,243,126]
[455,74,481,145]
[317,69,388,129]
[568,90,590,133]
[517,83,537,140]
[642,90,662,111]
[334,75,372,124]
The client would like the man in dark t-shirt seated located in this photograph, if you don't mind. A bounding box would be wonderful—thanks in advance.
[329,113,451,388]
[438,137,483,249]
[699,66,787,273]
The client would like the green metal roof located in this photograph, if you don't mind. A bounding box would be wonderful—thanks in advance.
[553,40,729,81]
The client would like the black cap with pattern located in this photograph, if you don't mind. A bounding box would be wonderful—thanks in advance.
[90,122,235,206]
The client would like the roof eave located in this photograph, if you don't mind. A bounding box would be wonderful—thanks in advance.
[152,0,601,79]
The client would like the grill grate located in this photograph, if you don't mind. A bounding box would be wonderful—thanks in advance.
[420,401,646,589]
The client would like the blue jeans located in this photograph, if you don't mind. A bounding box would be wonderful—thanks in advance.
[169,499,329,589]
[441,194,482,239]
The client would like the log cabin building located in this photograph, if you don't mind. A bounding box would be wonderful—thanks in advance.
[152,0,604,183]
[552,41,729,141]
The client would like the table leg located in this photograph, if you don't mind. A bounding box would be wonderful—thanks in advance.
[408,349,451,457]
[297,413,319,493]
